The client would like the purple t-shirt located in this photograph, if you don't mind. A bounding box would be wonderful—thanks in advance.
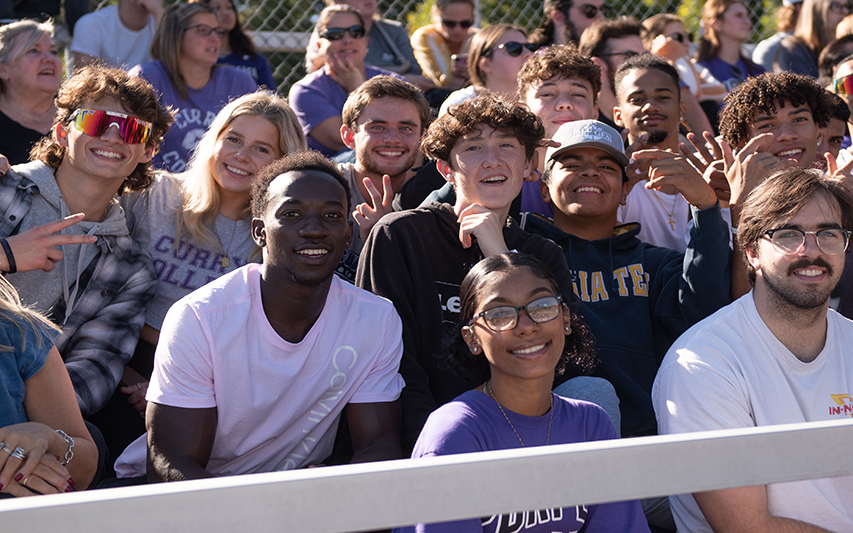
[396,390,651,533]
[697,57,764,96]
[131,61,257,172]
[288,65,402,156]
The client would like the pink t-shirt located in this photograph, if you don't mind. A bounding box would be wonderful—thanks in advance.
[119,264,404,477]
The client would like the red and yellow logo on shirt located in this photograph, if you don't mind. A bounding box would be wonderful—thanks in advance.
[829,394,853,417]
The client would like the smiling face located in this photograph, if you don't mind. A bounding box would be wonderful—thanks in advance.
[0,32,61,97]
[254,169,352,287]
[523,76,598,138]
[318,11,368,66]
[748,101,819,167]
[462,266,569,385]
[56,96,154,186]
[180,12,222,68]
[748,194,846,311]
[544,146,627,231]
[818,116,847,162]
[614,67,684,145]
[210,114,281,204]
[442,123,533,216]
[343,97,422,180]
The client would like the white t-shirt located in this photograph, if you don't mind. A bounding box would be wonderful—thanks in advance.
[71,5,156,70]
[653,293,853,532]
[120,264,404,477]
[619,184,690,252]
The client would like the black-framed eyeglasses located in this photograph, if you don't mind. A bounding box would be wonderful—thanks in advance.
[493,41,538,57]
[185,24,228,38]
[468,295,563,332]
[321,25,366,41]
[598,50,642,59]
[579,3,614,19]
[763,228,852,255]
[441,18,474,29]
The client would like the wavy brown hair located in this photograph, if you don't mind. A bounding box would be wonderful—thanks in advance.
[31,66,174,193]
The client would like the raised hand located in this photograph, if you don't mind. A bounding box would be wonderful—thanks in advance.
[457,204,508,257]
[353,175,394,244]
[633,148,718,210]
[2,213,97,273]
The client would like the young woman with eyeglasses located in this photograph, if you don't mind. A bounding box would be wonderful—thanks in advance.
[410,0,476,93]
[439,23,536,115]
[393,253,650,533]
[774,0,851,77]
[188,0,278,91]
[130,3,256,173]
[695,0,764,97]
[530,0,613,49]
[289,4,403,156]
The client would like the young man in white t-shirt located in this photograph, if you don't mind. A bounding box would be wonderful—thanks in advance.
[71,0,163,71]
[144,151,404,480]
[653,167,853,532]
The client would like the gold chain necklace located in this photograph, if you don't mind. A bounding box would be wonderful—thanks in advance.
[484,380,553,447]
[216,218,239,268]
[650,189,679,231]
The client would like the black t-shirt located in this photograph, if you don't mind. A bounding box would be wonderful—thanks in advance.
[0,110,45,166]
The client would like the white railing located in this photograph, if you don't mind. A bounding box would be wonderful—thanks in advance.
[1,419,852,532]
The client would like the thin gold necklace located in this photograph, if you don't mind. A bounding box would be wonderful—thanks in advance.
[484,380,553,447]
[216,218,239,268]
[650,189,679,231]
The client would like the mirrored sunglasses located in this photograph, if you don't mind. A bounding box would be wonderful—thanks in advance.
[468,295,563,332]
[441,18,474,29]
[321,24,366,41]
[495,41,538,57]
[834,73,853,96]
[580,3,614,19]
[71,109,152,144]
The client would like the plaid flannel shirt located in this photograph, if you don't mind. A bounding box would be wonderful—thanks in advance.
[0,163,158,416]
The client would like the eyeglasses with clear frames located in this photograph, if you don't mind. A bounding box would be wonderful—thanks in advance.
[763,227,852,255]
[468,295,563,332]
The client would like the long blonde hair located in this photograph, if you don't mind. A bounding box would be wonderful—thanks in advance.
[0,19,55,95]
[176,91,306,259]
[0,276,59,353]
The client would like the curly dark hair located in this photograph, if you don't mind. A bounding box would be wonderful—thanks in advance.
[719,71,833,149]
[30,66,173,194]
[443,253,596,385]
[421,93,544,164]
[251,150,351,218]
[516,44,601,104]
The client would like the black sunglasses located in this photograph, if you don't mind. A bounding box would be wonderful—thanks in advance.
[321,25,366,41]
[441,18,474,29]
[579,3,614,19]
[670,32,692,44]
[494,41,538,57]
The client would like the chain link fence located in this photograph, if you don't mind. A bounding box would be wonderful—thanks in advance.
[75,0,783,93]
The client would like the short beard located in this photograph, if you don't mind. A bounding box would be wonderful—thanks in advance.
[763,257,835,311]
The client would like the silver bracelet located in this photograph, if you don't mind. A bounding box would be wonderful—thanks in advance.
[55,429,74,466]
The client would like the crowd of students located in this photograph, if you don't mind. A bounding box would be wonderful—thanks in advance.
[1,1,853,532]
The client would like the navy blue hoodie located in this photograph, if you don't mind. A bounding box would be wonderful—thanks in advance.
[523,204,732,437]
